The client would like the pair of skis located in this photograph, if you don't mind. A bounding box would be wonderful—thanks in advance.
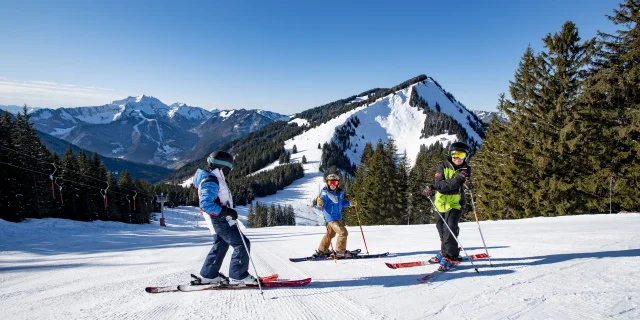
[385,253,490,283]
[145,274,311,293]
[288,249,390,262]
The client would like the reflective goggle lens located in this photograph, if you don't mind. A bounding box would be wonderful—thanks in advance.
[327,180,339,186]
[451,150,467,159]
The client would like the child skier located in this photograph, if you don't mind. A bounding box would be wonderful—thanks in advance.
[312,173,354,258]
[424,142,473,271]
[192,150,258,285]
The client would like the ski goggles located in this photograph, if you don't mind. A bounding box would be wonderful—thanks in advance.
[327,180,339,187]
[451,150,467,160]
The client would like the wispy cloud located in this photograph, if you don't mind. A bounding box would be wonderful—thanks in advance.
[0,79,122,108]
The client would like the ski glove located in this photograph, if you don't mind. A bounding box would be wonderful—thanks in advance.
[464,179,474,190]
[316,196,323,207]
[423,185,433,197]
[457,169,470,180]
[217,206,238,221]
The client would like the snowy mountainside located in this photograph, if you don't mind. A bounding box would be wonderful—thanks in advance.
[472,109,506,124]
[0,104,41,114]
[23,95,289,168]
[235,78,483,225]
[1,209,638,319]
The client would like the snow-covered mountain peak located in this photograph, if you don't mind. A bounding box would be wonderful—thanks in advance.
[257,109,291,122]
[167,102,213,120]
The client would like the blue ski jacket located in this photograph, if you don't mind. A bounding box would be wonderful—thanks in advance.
[192,169,222,216]
[318,186,351,222]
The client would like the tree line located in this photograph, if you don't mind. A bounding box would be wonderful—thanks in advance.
[472,0,640,218]
[0,108,159,223]
[247,201,296,228]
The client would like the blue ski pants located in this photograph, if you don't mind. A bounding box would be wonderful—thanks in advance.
[200,218,251,280]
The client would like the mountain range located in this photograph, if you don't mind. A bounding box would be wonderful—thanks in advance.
[2,96,289,168]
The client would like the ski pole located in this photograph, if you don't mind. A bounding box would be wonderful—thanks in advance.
[226,216,264,299]
[465,186,493,266]
[353,202,370,254]
[426,196,479,273]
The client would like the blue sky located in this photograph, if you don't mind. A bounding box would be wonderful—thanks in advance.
[0,0,620,113]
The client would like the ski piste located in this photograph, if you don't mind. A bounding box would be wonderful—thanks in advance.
[178,278,312,292]
[289,249,390,262]
[145,273,280,293]
[385,252,489,269]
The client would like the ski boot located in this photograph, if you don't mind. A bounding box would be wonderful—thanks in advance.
[437,257,456,272]
[334,250,354,258]
[428,252,443,264]
[229,274,259,286]
[312,249,331,258]
[191,273,229,285]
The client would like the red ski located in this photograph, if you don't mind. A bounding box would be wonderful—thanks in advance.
[177,278,312,292]
[145,273,279,293]
[385,253,489,269]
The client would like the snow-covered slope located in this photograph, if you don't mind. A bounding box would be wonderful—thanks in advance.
[1,210,638,319]
[238,78,482,225]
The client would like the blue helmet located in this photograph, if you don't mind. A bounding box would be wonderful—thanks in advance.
[207,150,234,175]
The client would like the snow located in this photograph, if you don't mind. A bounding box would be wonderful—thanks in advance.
[220,110,235,120]
[50,126,75,136]
[168,103,213,120]
[181,176,194,188]
[1,210,639,319]
[257,109,291,122]
[31,109,52,120]
[289,118,309,127]
[59,110,77,123]
[111,142,125,154]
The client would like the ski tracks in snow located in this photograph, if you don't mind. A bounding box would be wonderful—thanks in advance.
[250,240,384,320]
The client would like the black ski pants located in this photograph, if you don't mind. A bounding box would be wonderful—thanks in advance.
[435,208,462,259]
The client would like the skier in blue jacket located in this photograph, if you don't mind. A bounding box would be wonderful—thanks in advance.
[192,150,258,286]
[312,173,355,258]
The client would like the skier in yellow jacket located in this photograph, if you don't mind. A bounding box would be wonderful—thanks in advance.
[424,142,473,270]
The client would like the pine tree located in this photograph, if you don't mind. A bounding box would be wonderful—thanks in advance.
[529,21,596,216]
[119,170,135,223]
[473,94,531,219]
[248,202,255,227]
[407,147,430,224]
[60,147,82,220]
[105,171,120,221]
[88,152,108,221]
[257,202,268,227]
[577,0,640,212]
[302,155,307,164]
[10,107,53,220]
[292,145,297,154]
[285,205,296,225]
[265,203,275,227]
[394,149,409,224]
[276,204,284,225]
[0,112,20,221]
